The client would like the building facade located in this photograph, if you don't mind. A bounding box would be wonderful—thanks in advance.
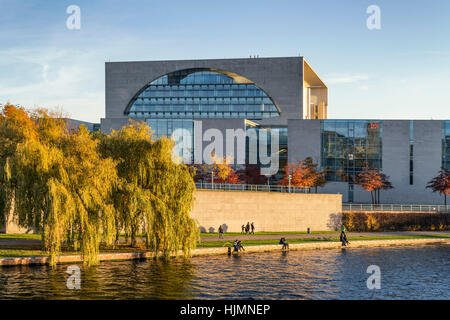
[99,57,449,204]
[102,56,327,132]
[289,119,450,204]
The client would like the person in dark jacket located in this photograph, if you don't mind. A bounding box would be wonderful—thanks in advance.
[233,240,245,252]
[218,225,224,239]
[340,229,350,246]
[251,222,255,234]
[279,237,289,251]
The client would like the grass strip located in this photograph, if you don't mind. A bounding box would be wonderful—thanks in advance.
[1,234,448,258]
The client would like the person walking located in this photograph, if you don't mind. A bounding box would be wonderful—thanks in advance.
[241,224,245,234]
[246,222,250,234]
[340,225,349,246]
[251,222,255,234]
[218,225,224,239]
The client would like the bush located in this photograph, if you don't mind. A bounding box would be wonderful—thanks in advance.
[366,214,380,231]
[342,212,450,232]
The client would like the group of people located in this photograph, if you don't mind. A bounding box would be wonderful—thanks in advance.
[217,222,255,239]
[241,222,255,234]
[219,224,349,254]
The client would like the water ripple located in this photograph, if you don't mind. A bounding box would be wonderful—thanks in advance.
[0,244,448,299]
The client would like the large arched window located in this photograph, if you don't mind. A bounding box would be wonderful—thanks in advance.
[125,68,280,120]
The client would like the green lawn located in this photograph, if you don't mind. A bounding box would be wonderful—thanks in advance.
[0,249,46,258]
[0,233,448,258]
[0,233,42,240]
[197,234,450,248]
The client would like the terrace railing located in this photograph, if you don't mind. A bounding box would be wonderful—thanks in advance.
[195,182,313,193]
[343,203,450,213]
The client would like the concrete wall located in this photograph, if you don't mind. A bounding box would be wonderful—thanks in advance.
[3,190,342,234]
[288,119,321,164]
[103,57,304,132]
[191,190,342,232]
[1,202,31,234]
[65,119,97,132]
[100,117,130,133]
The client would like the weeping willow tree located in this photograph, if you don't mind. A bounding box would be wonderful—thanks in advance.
[145,137,198,259]
[98,121,199,256]
[0,104,118,266]
[54,124,118,265]
[2,104,198,265]
[97,122,154,247]
[0,104,37,232]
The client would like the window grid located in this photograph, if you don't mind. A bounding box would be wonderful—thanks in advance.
[320,120,383,182]
[443,120,450,170]
[126,70,279,120]
[147,119,194,163]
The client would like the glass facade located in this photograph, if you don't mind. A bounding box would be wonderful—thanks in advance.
[126,69,280,120]
[321,120,383,182]
[443,120,450,170]
[245,124,288,182]
[147,119,194,163]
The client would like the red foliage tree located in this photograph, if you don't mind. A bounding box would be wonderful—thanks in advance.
[426,167,450,205]
[278,157,326,192]
[238,164,268,184]
[356,164,393,204]
[191,154,242,184]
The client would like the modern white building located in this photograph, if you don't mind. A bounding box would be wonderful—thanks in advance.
[94,57,449,204]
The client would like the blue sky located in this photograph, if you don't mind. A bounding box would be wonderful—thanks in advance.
[0,0,449,122]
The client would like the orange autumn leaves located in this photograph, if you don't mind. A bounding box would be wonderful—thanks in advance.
[278,157,326,192]
[192,154,242,184]
[355,164,393,204]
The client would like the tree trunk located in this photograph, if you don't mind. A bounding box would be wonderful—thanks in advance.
[6,190,15,233]
[131,219,137,248]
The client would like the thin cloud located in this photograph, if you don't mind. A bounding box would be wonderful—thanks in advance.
[324,74,369,84]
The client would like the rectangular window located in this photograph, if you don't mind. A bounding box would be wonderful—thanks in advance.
[321,120,383,182]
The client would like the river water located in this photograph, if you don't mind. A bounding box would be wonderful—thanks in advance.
[0,244,448,299]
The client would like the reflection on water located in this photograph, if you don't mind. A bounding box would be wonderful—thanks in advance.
[0,244,448,299]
